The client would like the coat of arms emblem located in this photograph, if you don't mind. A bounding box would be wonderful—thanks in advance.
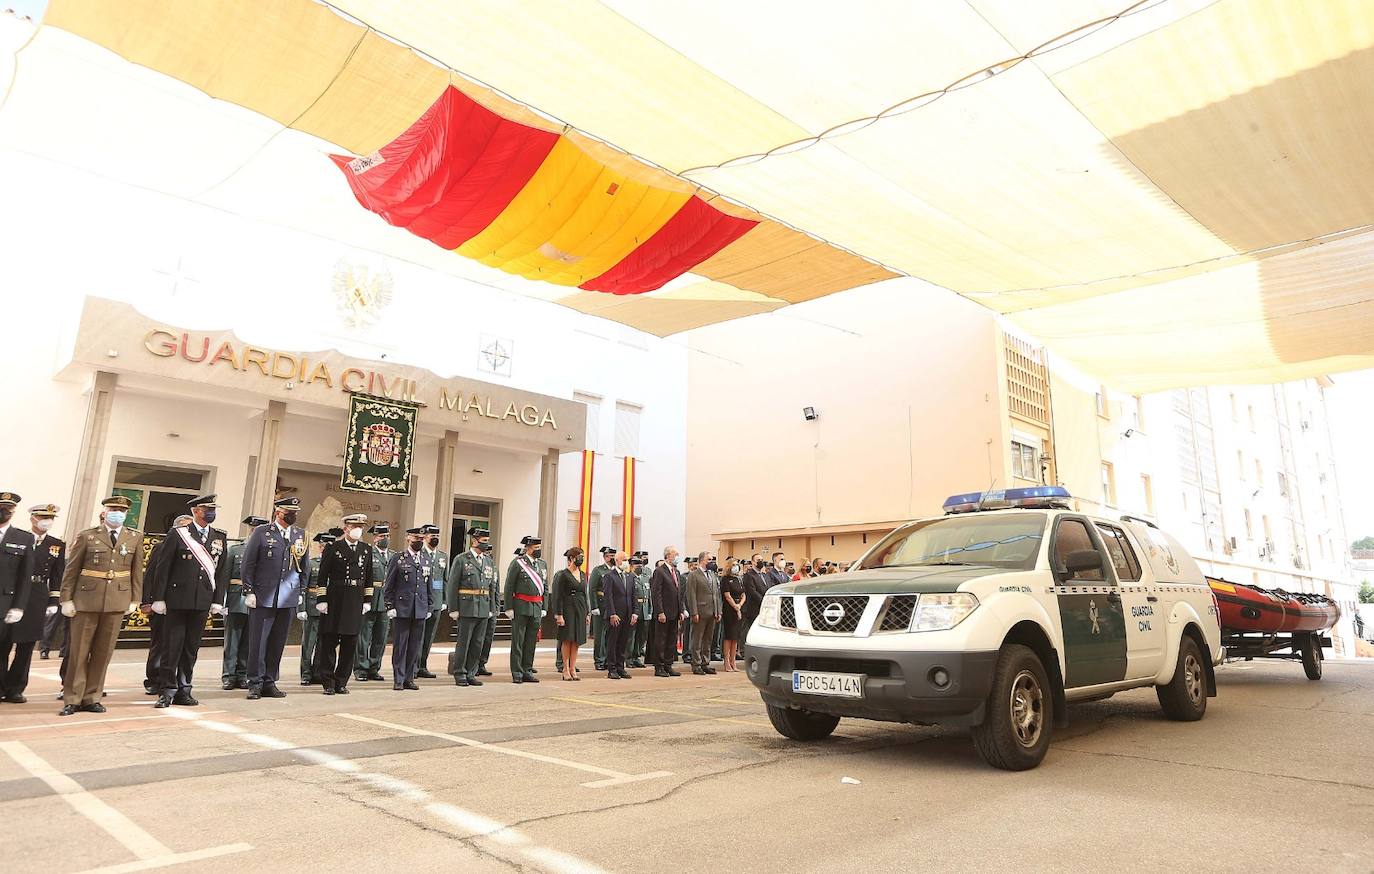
[332,259,393,330]
[360,422,402,468]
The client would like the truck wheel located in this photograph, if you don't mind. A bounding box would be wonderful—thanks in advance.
[970,644,1052,771]
[1300,633,1323,681]
[765,702,840,741]
[1157,635,1207,720]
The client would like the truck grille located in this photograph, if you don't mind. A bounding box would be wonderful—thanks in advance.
[793,656,893,678]
[779,596,796,629]
[805,595,868,634]
[877,595,917,632]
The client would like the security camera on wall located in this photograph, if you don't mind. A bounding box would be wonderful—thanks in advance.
[802,406,818,421]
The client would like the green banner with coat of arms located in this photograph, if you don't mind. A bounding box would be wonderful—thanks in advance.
[341,392,418,495]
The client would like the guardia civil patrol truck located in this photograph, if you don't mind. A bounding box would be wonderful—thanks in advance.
[745,486,1222,770]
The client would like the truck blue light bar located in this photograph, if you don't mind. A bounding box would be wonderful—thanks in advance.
[943,486,1072,514]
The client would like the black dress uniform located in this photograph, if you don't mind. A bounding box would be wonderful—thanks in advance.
[147,495,231,707]
[588,548,616,670]
[299,531,335,685]
[0,493,37,702]
[383,530,431,690]
[1,505,62,703]
[142,531,180,696]
[314,515,373,694]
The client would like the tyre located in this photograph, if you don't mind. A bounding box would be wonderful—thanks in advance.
[765,702,840,741]
[1300,633,1323,681]
[1157,635,1207,720]
[970,644,1052,771]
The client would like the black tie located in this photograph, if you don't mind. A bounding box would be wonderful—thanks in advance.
[109,530,117,548]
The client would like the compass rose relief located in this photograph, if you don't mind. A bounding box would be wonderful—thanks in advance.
[332,259,394,330]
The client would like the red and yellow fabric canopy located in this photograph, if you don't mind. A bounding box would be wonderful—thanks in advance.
[332,87,758,295]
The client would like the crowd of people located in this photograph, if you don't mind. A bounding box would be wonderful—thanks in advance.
[0,490,827,715]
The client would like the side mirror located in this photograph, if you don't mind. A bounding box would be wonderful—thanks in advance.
[1063,549,1103,574]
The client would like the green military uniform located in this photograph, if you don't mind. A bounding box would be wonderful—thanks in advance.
[629,562,653,667]
[219,538,250,688]
[504,541,545,682]
[477,547,500,674]
[418,542,448,677]
[356,534,394,681]
[299,546,325,684]
[588,552,614,669]
[445,542,494,684]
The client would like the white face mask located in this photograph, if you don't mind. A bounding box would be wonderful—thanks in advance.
[34,518,53,533]
[105,511,126,528]
[346,527,363,542]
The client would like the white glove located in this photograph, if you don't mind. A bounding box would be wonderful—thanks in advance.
[362,602,370,615]
[209,604,225,617]
[126,602,139,615]
[541,609,548,618]
[3,609,21,624]
[591,608,601,616]
[60,601,76,618]
[449,611,459,620]
[386,609,397,619]
[296,611,306,620]
[151,601,167,615]
[440,603,447,611]
[46,605,58,617]
[504,609,513,619]
[245,593,257,609]
[316,602,328,615]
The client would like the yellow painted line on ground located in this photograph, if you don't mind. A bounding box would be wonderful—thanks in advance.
[553,696,771,727]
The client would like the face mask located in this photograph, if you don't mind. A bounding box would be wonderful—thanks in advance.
[707,561,718,573]
[202,508,217,525]
[731,565,741,576]
[0,508,11,526]
[377,537,390,550]
[754,560,764,570]
[34,518,53,533]
[532,547,542,559]
[105,510,126,527]
[281,511,298,526]
[774,559,785,568]
[479,542,492,552]
[409,539,423,552]
[572,556,584,567]
[346,527,363,542]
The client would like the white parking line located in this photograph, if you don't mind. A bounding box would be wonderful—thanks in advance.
[336,712,672,788]
[163,709,609,873]
[0,739,252,869]
[0,710,227,733]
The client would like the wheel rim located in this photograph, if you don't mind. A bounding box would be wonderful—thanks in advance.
[1009,669,1044,748]
[1183,652,1203,706]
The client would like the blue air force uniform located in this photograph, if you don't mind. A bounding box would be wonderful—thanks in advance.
[240,498,306,697]
[383,532,432,689]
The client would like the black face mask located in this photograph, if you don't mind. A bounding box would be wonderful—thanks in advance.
[281,511,298,526]
[532,547,542,559]
[478,542,492,552]
[0,508,12,526]
[408,539,423,552]
[754,560,765,570]
[707,561,718,573]
[377,537,390,550]
[427,536,440,549]
[202,508,217,525]
[572,556,584,567]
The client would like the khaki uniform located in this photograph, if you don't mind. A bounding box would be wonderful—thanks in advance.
[59,526,144,706]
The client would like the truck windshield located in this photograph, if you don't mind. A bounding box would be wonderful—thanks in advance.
[859,513,1046,571]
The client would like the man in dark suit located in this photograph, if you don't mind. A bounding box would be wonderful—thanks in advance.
[240,497,306,700]
[740,553,768,655]
[0,493,36,702]
[601,551,637,680]
[2,503,63,703]
[142,516,188,697]
[383,527,432,690]
[147,495,230,708]
[650,546,687,677]
[766,551,791,588]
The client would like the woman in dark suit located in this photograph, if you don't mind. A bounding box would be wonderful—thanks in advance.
[719,560,746,672]
[550,547,589,681]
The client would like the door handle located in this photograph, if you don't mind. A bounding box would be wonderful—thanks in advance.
[1146,595,1159,603]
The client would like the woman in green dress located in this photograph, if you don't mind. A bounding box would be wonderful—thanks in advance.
[551,547,590,681]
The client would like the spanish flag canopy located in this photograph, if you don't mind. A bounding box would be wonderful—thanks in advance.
[10,0,1374,390]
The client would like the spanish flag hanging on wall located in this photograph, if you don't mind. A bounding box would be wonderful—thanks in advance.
[622,457,636,555]
[333,87,758,295]
[575,450,595,560]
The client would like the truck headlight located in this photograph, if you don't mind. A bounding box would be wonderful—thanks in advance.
[911,593,978,632]
[758,592,781,629]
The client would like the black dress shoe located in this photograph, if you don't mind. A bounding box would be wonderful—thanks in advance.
[83,702,106,713]
[529,667,538,674]
[39,650,49,660]
[467,678,483,687]
[58,704,78,716]
[366,672,384,681]
[221,680,236,691]
[607,672,620,680]
[393,683,404,691]
[262,685,286,699]
[234,679,250,690]
[511,675,524,684]
[703,666,717,675]
[300,679,313,686]
[416,670,436,679]
[246,686,262,700]
[455,677,470,687]
[691,666,705,675]
[476,668,492,677]
[667,668,682,677]
[522,673,539,683]
[403,681,419,691]
[323,687,336,696]
[5,694,26,704]
[144,686,160,696]
[335,686,349,695]
[617,670,631,680]
[172,694,199,706]
[154,693,173,709]
[654,668,669,677]
[354,673,369,682]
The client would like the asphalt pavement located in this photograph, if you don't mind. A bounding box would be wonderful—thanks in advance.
[2,644,1371,873]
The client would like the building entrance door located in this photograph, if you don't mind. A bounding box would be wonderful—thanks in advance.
[449,497,504,639]
[111,460,208,534]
